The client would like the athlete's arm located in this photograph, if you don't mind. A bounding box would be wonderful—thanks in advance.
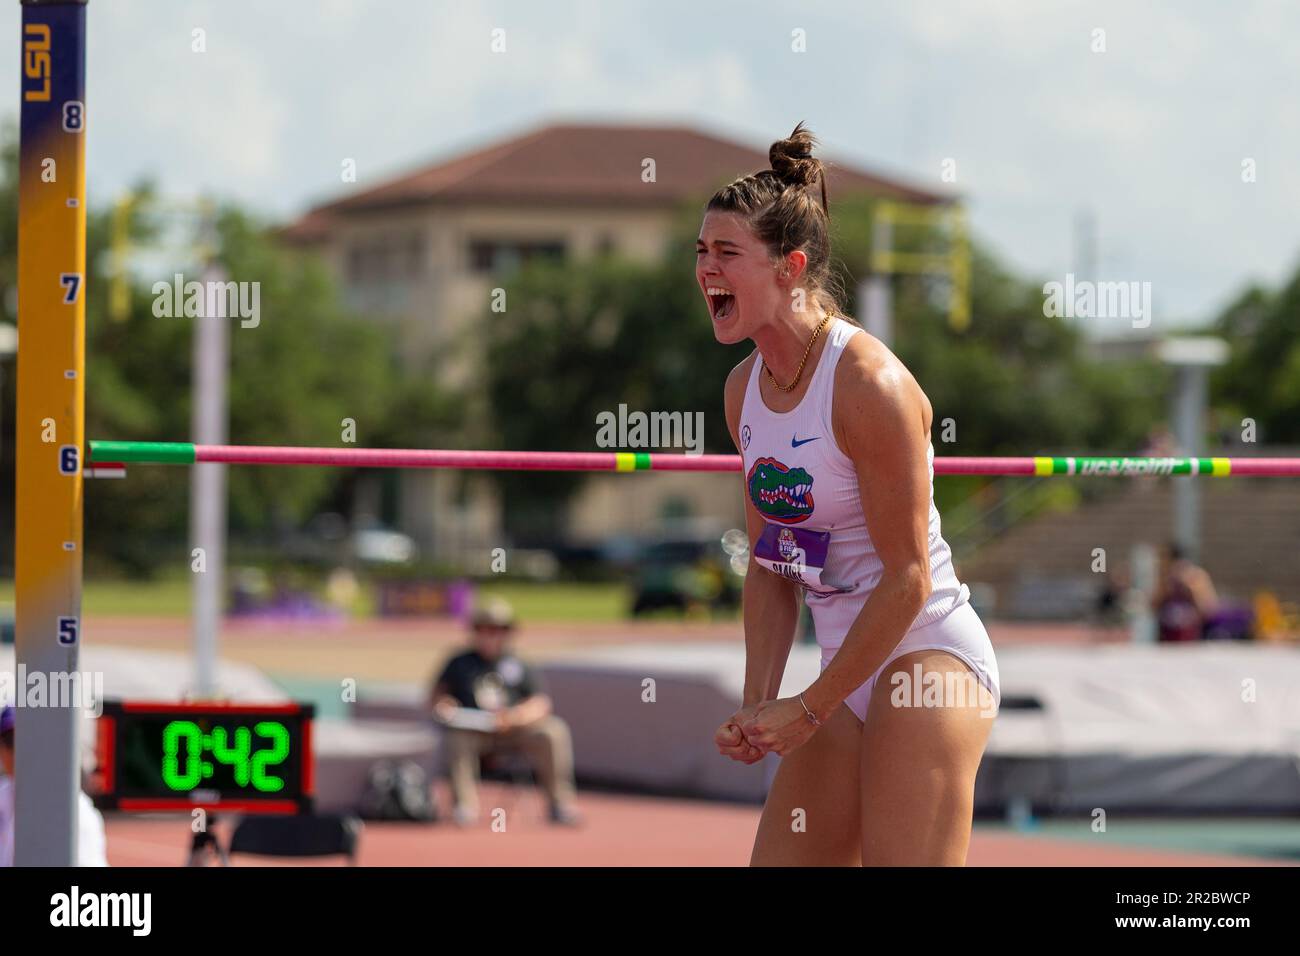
[799,339,935,723]
[725,354,802,707]
[429,679,456,715]
[1185,565,1219,614]
[714,355,799,763]
[499,693,552,731]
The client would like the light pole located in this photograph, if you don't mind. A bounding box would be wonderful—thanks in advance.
[1154,336,1229,562]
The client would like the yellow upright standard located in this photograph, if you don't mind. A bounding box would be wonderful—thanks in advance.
[15,0,88,865]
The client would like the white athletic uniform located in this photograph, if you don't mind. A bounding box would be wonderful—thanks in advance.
[739,317,1000,722]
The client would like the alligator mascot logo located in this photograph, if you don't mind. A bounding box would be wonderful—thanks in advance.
[747,457,814,524]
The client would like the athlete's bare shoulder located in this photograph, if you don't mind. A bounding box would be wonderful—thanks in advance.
[832,327,932,447]
[723,350,758,447]
[837,326,895,377]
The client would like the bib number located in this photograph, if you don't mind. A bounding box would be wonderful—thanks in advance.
[753,523,854,596]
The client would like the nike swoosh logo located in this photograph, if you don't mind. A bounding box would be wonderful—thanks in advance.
[791,435,821,448]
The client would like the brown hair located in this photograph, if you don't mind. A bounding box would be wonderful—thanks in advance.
[706,122,841,314]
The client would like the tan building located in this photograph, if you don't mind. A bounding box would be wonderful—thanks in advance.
[283,121,945,563]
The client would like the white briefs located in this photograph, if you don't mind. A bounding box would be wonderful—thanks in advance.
[820,601,1001,723]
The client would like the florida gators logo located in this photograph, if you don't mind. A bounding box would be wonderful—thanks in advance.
[747,457,814,524]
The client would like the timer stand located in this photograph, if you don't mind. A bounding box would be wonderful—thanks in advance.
[186,814,231,867]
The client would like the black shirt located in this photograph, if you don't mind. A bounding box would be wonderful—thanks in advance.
[435,650,541,711]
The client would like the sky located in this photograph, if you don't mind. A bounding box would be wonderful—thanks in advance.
[4,0,1298,326]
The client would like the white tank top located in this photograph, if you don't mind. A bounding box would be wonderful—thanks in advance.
[739,318,969,649]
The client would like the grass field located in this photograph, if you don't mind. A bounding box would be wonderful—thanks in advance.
[0,577,713,624]
[475,581,630,621]
[0,577,194,616]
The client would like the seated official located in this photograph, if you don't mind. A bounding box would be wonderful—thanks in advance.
[430,599,580,826]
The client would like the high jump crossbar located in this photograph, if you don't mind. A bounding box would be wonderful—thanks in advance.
[87,441,1300,477]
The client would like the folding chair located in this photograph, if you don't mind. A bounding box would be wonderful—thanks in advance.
[481,746,542,822]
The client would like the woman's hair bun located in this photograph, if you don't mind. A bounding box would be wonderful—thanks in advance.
[768,122,823,189]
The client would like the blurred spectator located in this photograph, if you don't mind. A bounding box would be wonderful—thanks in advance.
[0,705,109,866]
[429,599,580,827]
[1153,543,1219,642]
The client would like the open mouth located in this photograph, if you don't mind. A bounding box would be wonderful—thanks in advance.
[706,286,737,321]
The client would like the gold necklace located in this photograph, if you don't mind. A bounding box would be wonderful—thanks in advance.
[765,312,834,392]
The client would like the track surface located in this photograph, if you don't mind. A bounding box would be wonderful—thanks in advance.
[84,614,1290,867]
[101,783,1288,867]
[84,614,1126,682]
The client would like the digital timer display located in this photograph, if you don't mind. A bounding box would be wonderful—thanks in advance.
[94,701,314,814]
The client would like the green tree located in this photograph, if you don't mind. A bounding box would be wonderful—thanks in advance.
[482,197,1166,538]
[894,244,1166,459]
[483,247,738,540]
[1212,275,1300,443]
[83,201,404,573]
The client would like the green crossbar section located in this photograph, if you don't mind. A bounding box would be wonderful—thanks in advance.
[1034,456,1228,476]
[88,440,196,464]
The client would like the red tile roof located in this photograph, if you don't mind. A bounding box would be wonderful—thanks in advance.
[282,121,949,242]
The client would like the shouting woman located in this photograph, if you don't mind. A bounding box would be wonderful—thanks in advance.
[701,124,1000,866]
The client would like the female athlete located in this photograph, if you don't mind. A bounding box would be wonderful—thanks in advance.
[701,123,1000,866]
